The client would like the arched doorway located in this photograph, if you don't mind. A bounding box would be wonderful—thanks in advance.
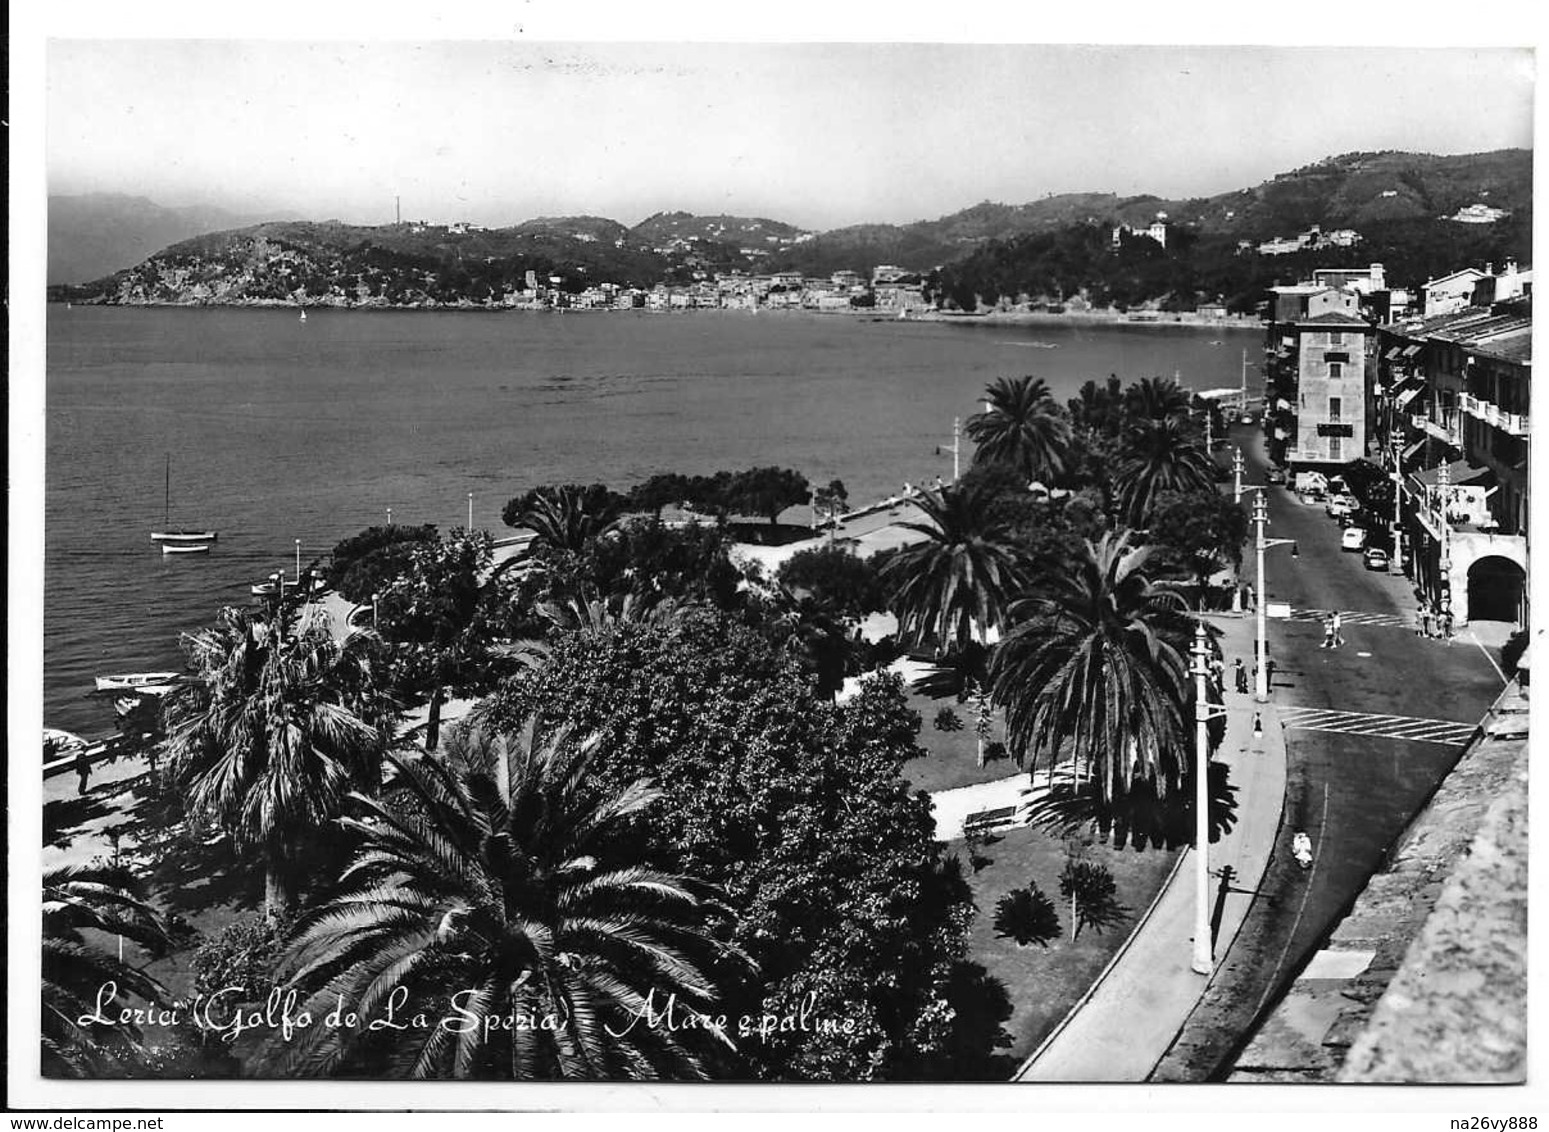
[1467,556,1526,624]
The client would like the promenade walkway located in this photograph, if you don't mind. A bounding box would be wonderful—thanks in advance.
[1015,610,1287,1081]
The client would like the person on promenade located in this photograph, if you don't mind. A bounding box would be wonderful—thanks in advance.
[1234,658,1249,694]
[1266,656,1278,691]
[75,746,91,795]
[1320,615,1334,649]
[1440,608,1454,645]
[1331,610,1344,649]
[1417,604,1430,638]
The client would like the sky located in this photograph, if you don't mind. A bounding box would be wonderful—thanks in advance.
[43,37,1536,231]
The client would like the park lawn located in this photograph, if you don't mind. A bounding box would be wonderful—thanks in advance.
[900,690,1018,794]
[948,825,1182,1064]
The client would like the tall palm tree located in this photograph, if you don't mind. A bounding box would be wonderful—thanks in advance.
[42,864,169,1077]
[989,531,1193,809]
[162,605,393,915]
[1112,416,1217,527]
[882,482,1026,655]
[1067,375,1125,438]
[1123,375,1192,423]
[965,375,1072,484]
[262,721,750,1080]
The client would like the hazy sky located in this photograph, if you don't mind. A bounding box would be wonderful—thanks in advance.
[42,39,1540,230]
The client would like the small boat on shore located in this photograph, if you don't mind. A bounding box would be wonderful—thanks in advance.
[44,728,88,758]
[94,671,181,693]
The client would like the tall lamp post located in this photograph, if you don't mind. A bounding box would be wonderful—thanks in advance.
[1390,429,1406,576]
[294,538,302,583]
[1232,447,1245,503]
[1249,490,1298,702]
[467,491,474,532]
[1188,624,1230,976]
[1436,462,1452,627]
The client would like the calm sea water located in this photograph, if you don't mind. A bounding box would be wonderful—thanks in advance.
[42,307,1257,733]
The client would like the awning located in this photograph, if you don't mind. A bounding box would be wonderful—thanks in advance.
[1394,386,1423,410]
[1402,439,1426,462]
[1383,346,1403,360]
[1402,344,1423,357]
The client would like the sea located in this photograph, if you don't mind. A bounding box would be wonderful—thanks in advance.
[40,306,1259,735]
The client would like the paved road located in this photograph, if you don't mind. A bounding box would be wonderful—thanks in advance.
[1152,424,1508,1081]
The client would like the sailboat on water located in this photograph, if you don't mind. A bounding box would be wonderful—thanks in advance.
[151,454,217,549]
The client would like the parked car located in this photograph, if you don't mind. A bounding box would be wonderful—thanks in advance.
[1326,495,1356,518]
[1341,526,1368,552]
[1266,466,1287,486]
[1363,546,1390,571]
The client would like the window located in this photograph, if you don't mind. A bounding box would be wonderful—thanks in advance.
[1329,436,1343,460]
[1330,332,1344,346]
[1328,396,1342,421]
[1329,361,1343,378]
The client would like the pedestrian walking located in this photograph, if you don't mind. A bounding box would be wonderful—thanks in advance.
[1320,615,1334,649]
[1266,656,1277,690]
[1420,604,1434,638]
[1441,608,1454,644]
[1415,605,1427,638]
[1331,611,1344,649]
[1233,657,1248,694]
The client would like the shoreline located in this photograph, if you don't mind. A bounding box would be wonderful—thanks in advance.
[50,298,1264,331]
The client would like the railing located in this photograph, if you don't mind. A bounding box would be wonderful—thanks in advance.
[1458,393,1530,437]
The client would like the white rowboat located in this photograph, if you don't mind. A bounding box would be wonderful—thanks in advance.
[94,672,180,693]
[162,542,211,555]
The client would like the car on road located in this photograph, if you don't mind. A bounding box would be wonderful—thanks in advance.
[1326,495,1356,518]
[1266,466,1287,486]
[1363,546,1390,571]
[1341,526,1368,552]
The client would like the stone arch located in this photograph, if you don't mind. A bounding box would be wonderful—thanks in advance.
[1466,555,1527,624]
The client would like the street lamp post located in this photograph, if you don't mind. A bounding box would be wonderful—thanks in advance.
[1249,490,1297,702]
[468,492,474,532]
[294,538,302,582]
[1232,447,1245,503]
[1189,624,1219,976]
[1437,462,1452,628]
[1390,429,1406,576]
[387,507,393,528]
[372,592,379,630]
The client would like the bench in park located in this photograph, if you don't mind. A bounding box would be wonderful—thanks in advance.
[962,803,1022,839]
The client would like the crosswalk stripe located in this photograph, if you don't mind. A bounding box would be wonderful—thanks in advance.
[1275,704,1477,746]
[1281,607,1409,629]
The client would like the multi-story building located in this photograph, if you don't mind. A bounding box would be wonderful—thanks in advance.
[1374,291,1530,628]
[1263,283,1376,470]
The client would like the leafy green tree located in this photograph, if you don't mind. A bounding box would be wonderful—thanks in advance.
[1112,417,1216,527]
[726,466,811,525]
[776,544,883,621]
[1147,489,1249,605]
[882,482,1027,656]
[479,615,1003,1080]
[162,606,395,914]
[992,884,1060,948]
[966,376,1072,485]
[990,532,1193,820]
[810,478,849,532]
[376,530,526,749]
[263,722,748,1079]
[330,524,439,604]
[43,865,169,1077]
[191,912,293,1003]
[628,473,694,517]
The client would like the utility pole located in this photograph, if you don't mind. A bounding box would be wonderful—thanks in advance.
[1241,348,1250,414]
[1232,447,1245,503]
[1437,461,1452,625]
[467,491,474,532]
[1254,492,1268,702]
[939,417,962,482]
[396,195,401,225]
[1190,624,1216,977]
[294,538,301,582]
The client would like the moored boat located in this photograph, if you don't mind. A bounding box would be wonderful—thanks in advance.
[94,671,180,693]
[151,454,216,546]
[44,728,88,758]
[162,541,212,555]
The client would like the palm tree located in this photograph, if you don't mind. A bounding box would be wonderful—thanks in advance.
[1067,375,1125,438]
[882,482,1026,656]
[1123,375,1191,423]
[989,531,1193,811]
[262,721,750,1080]
[965,375,1072,484]
[42,864,169,1077]
[521,487,622,556]
[162,605,393,915]
[1112,416,1217,527]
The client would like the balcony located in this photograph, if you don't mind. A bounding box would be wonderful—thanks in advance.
[1459,392,1530,437]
